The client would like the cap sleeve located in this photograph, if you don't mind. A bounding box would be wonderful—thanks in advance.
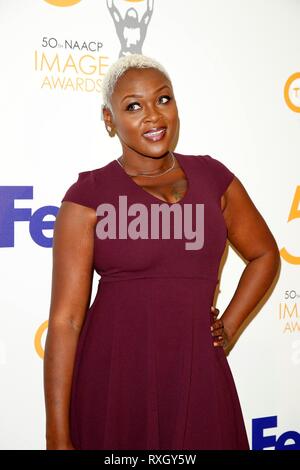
[61,170,97,210]
[203,155,235,197]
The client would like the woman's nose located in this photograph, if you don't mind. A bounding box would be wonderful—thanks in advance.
[143,104,161,123]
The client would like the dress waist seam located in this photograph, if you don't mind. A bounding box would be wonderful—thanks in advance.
[99,275,217,283]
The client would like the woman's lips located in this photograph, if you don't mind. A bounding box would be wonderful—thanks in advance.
[143,127,166,142]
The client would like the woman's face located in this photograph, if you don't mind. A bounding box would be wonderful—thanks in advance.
[104,67,179,159]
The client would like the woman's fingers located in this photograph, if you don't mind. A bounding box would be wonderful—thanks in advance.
[211,327,224,337]
[210,318,223,332]
[213,337,226,347]
[210,306,220,320]
[213,330,229,348]
[210,310,227,347]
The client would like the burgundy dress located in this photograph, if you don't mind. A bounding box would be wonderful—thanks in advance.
[61,152,250,450]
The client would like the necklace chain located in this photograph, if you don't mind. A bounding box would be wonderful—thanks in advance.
[116,152,176,177]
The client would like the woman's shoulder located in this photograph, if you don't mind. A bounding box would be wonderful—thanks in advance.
[78,158,115,180]
[60,159,115,210]
[177,152,236,196]
[176,152,227,166]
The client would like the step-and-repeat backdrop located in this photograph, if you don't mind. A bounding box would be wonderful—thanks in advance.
[0,0,299,450]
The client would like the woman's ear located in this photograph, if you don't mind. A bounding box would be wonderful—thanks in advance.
[102,105,116,137]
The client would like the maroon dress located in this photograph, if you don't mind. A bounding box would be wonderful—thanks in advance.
[61,152,250,450]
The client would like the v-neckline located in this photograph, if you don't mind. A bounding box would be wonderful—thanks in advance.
[113,152,191,206]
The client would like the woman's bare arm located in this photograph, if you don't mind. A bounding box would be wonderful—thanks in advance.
[212,177,281,346]
[43,201,97,449]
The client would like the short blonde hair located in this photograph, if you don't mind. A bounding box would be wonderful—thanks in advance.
[101,54,171,112]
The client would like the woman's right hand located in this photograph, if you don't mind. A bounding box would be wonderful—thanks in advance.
[44,201,96,454]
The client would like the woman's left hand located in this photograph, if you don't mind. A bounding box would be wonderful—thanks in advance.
[210,306,230,349]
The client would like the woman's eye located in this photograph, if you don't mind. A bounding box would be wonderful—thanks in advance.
[159,95,171,104]
[126,102,141,111]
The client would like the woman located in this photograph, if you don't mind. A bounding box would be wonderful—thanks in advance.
[44,54,280,450]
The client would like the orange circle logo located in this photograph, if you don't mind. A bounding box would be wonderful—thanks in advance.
[34,320,48,359]
[44,0,143,7]
[44,0,82,6]
[284,72,300,113]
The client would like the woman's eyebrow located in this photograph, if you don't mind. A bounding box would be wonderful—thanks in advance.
[121,84,171,103]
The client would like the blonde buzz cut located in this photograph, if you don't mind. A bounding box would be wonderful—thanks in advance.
[101,54,171,113]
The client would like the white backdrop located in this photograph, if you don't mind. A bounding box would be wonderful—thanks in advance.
[0,0,299,450]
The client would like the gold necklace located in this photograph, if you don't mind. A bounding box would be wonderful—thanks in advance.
[116,152,175,177]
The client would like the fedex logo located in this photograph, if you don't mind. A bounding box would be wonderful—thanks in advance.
[0,187,58,248]
[252,416,300,450]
